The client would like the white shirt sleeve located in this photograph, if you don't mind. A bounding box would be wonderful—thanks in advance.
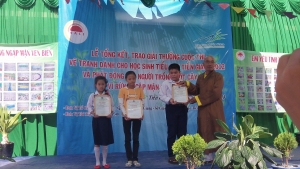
[87,93,94,114]
[159,81,171,104]
[118,98,126,115]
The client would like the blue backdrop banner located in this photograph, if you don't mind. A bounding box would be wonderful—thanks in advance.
[57,0,235,155]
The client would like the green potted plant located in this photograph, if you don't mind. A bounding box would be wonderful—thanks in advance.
[273,132,298,169]
[206,115,282,169]
[0,146,15,162]
[279,112,300,146]
[272,113,299,169]
[172,133,207,169]
[0,106,26,158]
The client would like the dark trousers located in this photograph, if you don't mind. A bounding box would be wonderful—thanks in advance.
[123,118,141,161]
[166,104,188,157]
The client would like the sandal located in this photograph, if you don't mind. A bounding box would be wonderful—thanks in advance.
[133,161,141,167]
[125,161,132,167]
[168,157,178,164]
[103,164,110,169]
[94,165,101,169]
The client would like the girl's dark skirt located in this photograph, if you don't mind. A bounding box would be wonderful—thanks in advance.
[92,117,114,146]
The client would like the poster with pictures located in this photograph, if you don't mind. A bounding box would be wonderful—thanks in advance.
[234,49,286,113]
[0,43,58,114]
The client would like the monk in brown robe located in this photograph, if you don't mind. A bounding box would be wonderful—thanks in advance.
[179,56,225,162]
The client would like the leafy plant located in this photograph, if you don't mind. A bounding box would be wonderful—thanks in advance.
[172,133,207,169]
[274,132,297,167]
[273,113,298,167]
[206,115,282,169]
[0,106,27,144]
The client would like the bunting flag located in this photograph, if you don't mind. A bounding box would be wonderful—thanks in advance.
[218,3,230,10]
[283,12,297,19]
[109,0,115,5]
[205,2,214,10]
[231,7,244,14]
[184,0,189,3]
[264,10,272,22]
[247,9,257,18]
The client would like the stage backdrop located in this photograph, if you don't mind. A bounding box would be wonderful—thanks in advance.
[57,0,235,155]
[0,43,58,114]
[233,49,286,113]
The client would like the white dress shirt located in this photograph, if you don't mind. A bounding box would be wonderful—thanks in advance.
[159,80,179,104]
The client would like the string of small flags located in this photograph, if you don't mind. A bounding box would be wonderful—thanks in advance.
[231,6,297,20]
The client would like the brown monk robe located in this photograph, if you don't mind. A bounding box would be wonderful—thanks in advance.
[178,56,225,161]
[187,70,225,155]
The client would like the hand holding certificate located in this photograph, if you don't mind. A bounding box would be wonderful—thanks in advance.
[94,95,111,116]
[126,99,143,119]
[172,84,188,103]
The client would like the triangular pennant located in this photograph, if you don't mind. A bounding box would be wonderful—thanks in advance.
[283,12,297,19]
[205,2,214,10]
[109,0,115,5]
[247,9,257,18]
[264,10,272,22]
[231,7,244,14]
[184,0,189,3]
[218,3,230,10]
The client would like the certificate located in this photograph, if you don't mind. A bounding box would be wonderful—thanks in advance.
[94,95,111,116]
[172,84,188,103]
[126,99,143,119]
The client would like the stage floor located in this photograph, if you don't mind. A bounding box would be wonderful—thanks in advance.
[1,148,300,169]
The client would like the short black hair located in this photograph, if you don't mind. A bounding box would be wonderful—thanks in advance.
[94,76,108,85]
[125,71,136,79]
[168,63,180,71]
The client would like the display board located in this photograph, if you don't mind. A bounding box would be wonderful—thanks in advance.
[234,49,286,113]
[0,43,58,114]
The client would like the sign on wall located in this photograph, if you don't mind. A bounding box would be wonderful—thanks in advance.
[0,43,58,114]
[234,49,286,113]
